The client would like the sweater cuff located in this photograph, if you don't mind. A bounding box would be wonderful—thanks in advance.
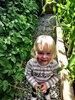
[32,82,38,87]
[45,82,50,89]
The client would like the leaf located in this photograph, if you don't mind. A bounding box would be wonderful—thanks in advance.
[0,57,9,67]
[4,37,11,44]
[25,23,30,30]
[0,73,4,79]
[0,44,7,53]
[11,47,19,54]
[20,52,27,60]
[68,53,75,68]
[58,8,61,13]
[35,87,40,95]
[8,69,13,76]
[1,95,12,100]
[3,80,8,91]
[0,80,3,87]
[11,55,16,63]
[2,70,8,74]
[24,37,31,44]
[66,0,71,9]
[53,5,56,14]
[59,22,70,30]
[8,89,15,97]
[0,53,5,57]
[5,84,15,97]
[69,0,75,3]
[7,63,12,69]
[57,67,63,74]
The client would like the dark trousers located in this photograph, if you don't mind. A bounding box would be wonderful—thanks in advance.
[32,87,50,97]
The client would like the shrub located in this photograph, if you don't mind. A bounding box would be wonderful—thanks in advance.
[0,0,39,99]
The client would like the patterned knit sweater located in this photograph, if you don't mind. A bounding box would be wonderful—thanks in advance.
[25,58,59,88]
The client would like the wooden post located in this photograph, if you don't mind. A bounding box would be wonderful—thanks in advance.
[56,27,75,100]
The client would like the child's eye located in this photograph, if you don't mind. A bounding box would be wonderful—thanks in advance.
[47,53,50,55]
[38,52,44,55]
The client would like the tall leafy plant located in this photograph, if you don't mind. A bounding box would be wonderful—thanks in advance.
[0,0,39,99]
[53,0,75,85]
[54,0,75,57]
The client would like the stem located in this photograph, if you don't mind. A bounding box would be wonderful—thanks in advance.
[8,83,32,92]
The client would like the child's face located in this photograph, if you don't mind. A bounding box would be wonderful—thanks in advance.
[36,43,52,66]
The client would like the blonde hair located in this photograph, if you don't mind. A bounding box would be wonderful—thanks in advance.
[31,35,56,59]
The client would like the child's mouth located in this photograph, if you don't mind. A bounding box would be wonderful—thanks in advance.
[41,60,47,62]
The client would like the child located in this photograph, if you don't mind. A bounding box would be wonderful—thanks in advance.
[25,35,59,100]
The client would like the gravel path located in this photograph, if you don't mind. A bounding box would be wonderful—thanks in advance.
[14,14,61,100]
[33,14,56,40]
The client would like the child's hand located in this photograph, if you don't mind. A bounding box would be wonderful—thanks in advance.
[34,84,41,90]
[40,83,48,93]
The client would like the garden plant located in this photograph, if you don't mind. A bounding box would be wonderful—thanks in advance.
[53,0,75,95]
[0,0,39,99]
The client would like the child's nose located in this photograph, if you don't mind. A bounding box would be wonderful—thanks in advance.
[43,54,47,58]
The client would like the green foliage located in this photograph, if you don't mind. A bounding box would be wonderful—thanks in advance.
[35,87,40,95]
[54,0,75,57]
[53,0,75,82]
[66,53,75,80]
[57,53,75,82]
[0,0,38,99]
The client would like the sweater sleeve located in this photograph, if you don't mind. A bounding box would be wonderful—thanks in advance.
[45,60,59,88]
[25,59,38,87]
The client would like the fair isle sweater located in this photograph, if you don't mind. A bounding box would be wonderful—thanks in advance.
[25,58,59,88]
